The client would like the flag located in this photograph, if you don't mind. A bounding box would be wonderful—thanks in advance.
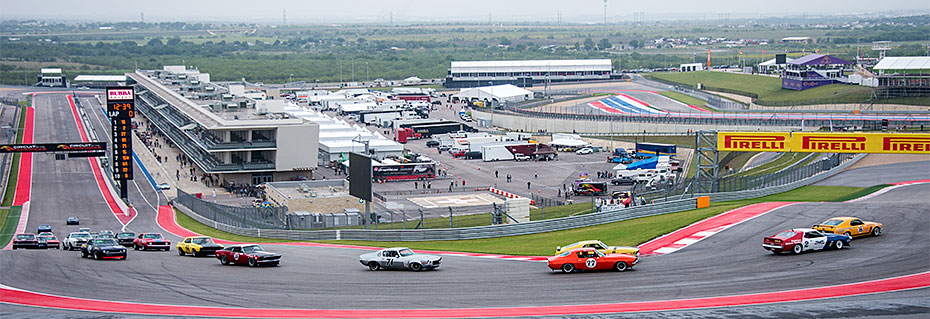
[739,50,743,55]
[762,50,765,54]
[815,49,819,53]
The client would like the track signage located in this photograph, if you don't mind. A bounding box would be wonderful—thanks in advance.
[107,87,135,198]
[0,142,106,153]
[718,132,930,154]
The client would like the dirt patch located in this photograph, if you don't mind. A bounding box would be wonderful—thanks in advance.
[845,154,930,170]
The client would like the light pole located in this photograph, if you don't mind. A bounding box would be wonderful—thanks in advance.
[366,62,369,83]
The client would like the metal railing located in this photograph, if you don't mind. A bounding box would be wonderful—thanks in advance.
[172,153,864,241]
[176,189,289,229]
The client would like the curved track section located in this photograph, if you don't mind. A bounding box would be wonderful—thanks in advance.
[1,93,928,318]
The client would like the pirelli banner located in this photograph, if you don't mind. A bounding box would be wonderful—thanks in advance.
[718,132,930,154]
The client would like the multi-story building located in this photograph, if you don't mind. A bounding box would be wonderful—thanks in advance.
[444,59,615,88]
[128,66,319,185]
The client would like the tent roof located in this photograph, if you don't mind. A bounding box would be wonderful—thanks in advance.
[874,57,930,71]
[548,138,589,147]
[757,57,795,66]
[789,54,852,66]
[453,84,532,100]
[74,75,126,81]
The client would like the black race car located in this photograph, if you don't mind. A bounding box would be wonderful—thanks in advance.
[81,238,127,260]
[12,233,40,249]
[116,232,136,247]
[66,217,80,225]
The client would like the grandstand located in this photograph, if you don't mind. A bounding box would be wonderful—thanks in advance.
[444,59,614,88]
[873,56,930,97]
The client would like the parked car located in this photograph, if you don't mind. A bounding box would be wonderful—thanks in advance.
[133,233,171,251]
[215,244,280,267]
[37,232,60,249]
[575,148,594,155]
[66,217,80,225]
[177,236,224,257]
[115,232,136,247]
[464,151,482,160]
[426,140,440,148]
[63,232,92,250]
[762,229,851,254]
[451,150,466,158]
[12,233,40,249]
[438,145,451,151]
[359,247,441,271]
[812,217,882,238]
[547,248,638,273]
[157,183,171,190]
[37,224,52,233]
[514,154,531,161]
[81,238,127,260]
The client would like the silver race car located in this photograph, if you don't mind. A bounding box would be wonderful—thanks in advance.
[359,247,441,271]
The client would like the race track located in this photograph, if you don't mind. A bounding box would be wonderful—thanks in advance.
[1,93,928,318]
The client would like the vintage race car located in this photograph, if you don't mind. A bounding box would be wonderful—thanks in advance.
[215,244,280,267]
[547,247,638,273]
[37,224,52,233]
[177,236,224,257]
[813,217,882,238]
[37,232,60,249]
[66,217,80,225]
[133,233,171,251]
[115,232,136,247]
[359,247,441,271]
[763,228,852,254]
[556,240,639,257]
[12,233,40,249]
[81,238,127,260]
[63,232,92,250]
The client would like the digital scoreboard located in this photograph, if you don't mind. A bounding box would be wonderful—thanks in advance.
[106,87,135,198]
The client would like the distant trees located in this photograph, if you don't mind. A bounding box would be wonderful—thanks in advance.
[598,38,611,50]
[499,36,511,46]
[583,37,595,50]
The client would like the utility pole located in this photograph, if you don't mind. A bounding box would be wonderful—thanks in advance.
[140,12,144,24]
[390,11,393,26]
[603,0,608,25]
[282,9,287,26]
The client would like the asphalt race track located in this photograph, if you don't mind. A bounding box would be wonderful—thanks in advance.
[1,93,929,318]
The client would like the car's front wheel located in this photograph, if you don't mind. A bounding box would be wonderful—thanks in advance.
[94,252,101,260]
[164,247,170,252]
[614,262,629,272]
[872,227,881,236]
[844,232,852,238]
[178,248,185,256]
[368,262,381,271]
[121,254,127,260]
[248,257,257,267]
[792,244,803,254]
[835,240,845,249]
[561,263,575,273]
[410,263,423,271]
[81,250,87,258]
[220,255,229,265]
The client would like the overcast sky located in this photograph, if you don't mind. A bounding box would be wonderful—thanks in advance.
[2,0,928,23]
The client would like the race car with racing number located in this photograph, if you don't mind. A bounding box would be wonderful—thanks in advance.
[359,247,441,271]
[215,244,280,267]
[813,217,882,238]
[555,240,639,257]
[547,247,638,273]
[133,233,171,251]
[762,228,851,254]
[177,236,224,257]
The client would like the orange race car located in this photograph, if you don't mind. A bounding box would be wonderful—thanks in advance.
[813,217,882,238]
[547,247,638,273]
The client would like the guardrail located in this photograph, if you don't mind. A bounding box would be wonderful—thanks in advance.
[172,153,864,241]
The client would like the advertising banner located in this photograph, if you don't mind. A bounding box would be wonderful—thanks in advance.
[718,132,930,154]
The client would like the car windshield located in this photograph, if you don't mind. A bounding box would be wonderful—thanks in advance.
[398,249,415,257]
[143,234,163,239]
[775,231,796,238]
[117,233,135,238]
[821,220,843,226]
[94,239,118,246]
[15,234,34,240]
[72,233,90,239]
[242,245,264,253]
[192,238,214,245]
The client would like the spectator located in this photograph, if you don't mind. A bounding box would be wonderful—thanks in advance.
[527,181,531,190]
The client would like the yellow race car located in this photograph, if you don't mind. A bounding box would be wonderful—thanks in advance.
[556,240,639,257]
[176,236,225,257]
[813,217,883,238]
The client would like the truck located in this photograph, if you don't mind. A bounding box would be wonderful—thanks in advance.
[572,180,609,196]
[372,161,436,181]
[504,143,558,161]
[607,148,634,163]
[409,123,476,138]
[395,128,421,143]
[636,142,677,157]
[482,145,516,161]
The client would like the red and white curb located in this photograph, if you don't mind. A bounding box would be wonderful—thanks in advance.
[845,179,930,203]
[638,202,798,256]
[1,272,927,318]
[489,187,535,205]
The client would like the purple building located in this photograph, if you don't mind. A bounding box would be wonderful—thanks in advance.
[782,54,853,91]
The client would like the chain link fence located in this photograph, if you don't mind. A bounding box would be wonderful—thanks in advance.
[176,189,289,229]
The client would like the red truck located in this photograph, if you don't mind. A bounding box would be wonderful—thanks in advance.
[395,128,422,143]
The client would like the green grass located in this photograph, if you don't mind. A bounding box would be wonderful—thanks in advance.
[323,204,744,256]
[0,206,21,248]
[658,91,709,109]
[732,152,809,177]
[724,151,759,172]
[1,105,26,207]
[646,72,875,104]
[174,208,297,243]
[531,202,594,221]
[723,185,869,204]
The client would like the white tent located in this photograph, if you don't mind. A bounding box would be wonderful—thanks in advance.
[403,76,422,85]
[548,138,589,148]
[452,84,533,104]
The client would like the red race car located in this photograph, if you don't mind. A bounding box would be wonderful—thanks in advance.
[133,233,171,251]
[215,244,281,267]
[547,247,638,273]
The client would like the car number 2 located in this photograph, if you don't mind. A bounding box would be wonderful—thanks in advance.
[585,258,596,268]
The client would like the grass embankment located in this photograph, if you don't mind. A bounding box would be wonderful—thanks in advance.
[658,91,714,111]
[174,209,297,243]
[175,184,887,255]
[0,207,21,247]
[731,152,810,177]
[1,105,27,207]
[646,72,874,104]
